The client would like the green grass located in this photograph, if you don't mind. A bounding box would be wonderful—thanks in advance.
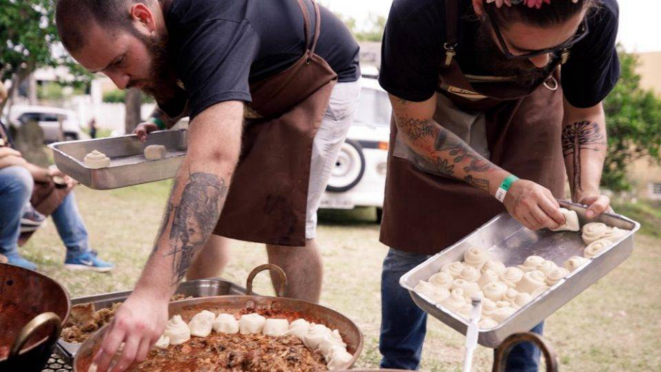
[21,183,661,371]
[612,199,661,238]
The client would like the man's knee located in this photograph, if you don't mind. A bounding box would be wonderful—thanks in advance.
[0,166,34,200]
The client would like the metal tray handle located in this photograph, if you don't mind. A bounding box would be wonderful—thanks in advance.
[10,312,62,358]
[246,264,288,297]
[492,332,558,372]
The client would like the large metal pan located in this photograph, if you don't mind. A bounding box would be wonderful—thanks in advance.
[0,263,70,372]
[74,264,364,371]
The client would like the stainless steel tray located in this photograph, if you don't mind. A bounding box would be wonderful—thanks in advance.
[56,278,248,362]
[49,130,188,190]
[400,201,640,348]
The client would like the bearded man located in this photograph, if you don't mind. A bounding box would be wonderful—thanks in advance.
[378,0,619,370]
[56,0,360,370]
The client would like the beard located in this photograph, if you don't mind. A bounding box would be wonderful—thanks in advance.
[472,20,549,88]
[127,28,180,106]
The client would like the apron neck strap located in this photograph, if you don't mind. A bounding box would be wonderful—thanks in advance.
[295,0,322,56]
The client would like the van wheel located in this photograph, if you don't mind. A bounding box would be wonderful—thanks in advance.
[326,139,365,193]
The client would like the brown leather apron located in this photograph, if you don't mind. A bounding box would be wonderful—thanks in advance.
[380,0,567,255]
[212,0,338,247]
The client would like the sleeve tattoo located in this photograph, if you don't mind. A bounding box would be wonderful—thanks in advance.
[562,121,606,193]
[154,171,229,284]
[397,114,493,191]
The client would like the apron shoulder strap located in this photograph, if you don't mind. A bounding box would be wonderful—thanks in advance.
[295,0,322,55]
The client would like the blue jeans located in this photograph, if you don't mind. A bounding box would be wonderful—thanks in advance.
[380,248,544,371]
[0,166,89,255]
[0,166,33,253]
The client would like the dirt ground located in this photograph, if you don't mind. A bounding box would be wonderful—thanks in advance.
[21,181,661,371]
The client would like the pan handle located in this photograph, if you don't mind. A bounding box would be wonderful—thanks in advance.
[246,264,288,297]
[492,332,558,372]
[9,312,62,358]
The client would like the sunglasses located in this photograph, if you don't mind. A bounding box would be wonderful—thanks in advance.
[485,7,590,61]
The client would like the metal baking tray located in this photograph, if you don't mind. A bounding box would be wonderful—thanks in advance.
[400,201,640,348]
[49,130,188,190]
[56,277,248,363]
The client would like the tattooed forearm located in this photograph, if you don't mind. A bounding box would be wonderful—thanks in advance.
[397,116,435,141]
[464,175,490,192]
[562,121,607,193]
[435,129,494,174]
[164,172,229,284]
[396,113,497,193]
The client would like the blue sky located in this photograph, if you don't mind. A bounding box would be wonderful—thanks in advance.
[323,0,661,53]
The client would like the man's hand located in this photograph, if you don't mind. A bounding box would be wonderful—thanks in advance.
[48,166,78,188]
[503,179,566,231]
[92,290,169,372]
[133,122,159,143]
[577,193,613,218]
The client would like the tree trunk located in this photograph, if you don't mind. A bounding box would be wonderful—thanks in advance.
[125,88,142,134]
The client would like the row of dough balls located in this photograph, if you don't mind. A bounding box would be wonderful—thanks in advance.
[414,247,594,329]
[550,208,629,259]
[582,222,629,258]
[83,145,167,169]
[157,312,352,370]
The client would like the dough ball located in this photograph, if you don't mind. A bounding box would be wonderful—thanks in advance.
[83,150,110,169]
[239,313,266,334]
[144,144,166,160]
[550,208,580,232]
[163,315,190,345]
[262,318,289,337]
[213,313,239,334]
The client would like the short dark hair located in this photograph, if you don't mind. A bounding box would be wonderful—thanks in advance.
[488,0,598,29]
[56,0,151,53]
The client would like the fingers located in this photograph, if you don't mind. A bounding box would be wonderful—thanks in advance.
[134,127,148,143]
[135,337,152,364]
[133,123,158,143]
[585,195,611,218]
[110,335,141,372]
[539,194,565,227]
[93,325,126,372]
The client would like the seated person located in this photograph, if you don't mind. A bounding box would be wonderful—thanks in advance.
[0,86,114,271]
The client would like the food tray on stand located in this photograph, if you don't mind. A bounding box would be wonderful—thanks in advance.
[49,130,187,190]
[400,201,640,348]
[54,278,249,365]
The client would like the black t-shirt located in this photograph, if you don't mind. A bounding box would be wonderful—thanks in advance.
[379,0,620,108]
[166,0,360,119]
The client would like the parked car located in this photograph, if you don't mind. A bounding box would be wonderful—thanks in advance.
[320,75,392,222]
[3,105,82,143]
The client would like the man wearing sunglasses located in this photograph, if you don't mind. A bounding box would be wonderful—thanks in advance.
[378,0,618,370]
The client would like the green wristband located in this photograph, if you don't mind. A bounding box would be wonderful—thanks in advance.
[495,174,519,203]
[149,116,166,130]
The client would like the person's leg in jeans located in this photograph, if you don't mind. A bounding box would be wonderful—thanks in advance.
[498,322,544,372]
[52,192,114,271]
[266,81,360,302]
[0,166,37,269]
[380,248,430,370]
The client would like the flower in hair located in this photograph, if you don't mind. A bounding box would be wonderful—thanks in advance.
[523,0,551,8]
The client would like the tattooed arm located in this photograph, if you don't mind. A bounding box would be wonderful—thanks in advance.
[93,101,244,372]
[391,93,565,230]
[562,100,611,217]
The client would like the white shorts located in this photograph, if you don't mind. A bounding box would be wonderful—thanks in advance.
[305,80,361,239]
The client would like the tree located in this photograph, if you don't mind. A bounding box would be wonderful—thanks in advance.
[602,48,661,192]
[0,0,90,111]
